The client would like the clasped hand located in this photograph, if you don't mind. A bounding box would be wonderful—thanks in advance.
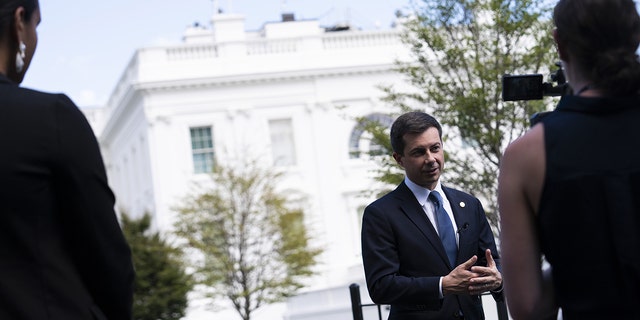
[442,249,502,296]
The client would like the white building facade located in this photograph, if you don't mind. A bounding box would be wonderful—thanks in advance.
[86,11,410,320]
[85,11,507,320]
[83,10,516,320]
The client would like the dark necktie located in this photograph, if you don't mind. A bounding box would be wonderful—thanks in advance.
[429,190,457,267]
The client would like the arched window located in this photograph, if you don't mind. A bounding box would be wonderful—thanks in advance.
[348,113,393,159]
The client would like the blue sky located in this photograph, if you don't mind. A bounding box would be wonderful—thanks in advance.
[21,0,412,107]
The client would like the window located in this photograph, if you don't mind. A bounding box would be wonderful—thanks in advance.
[269,118,297,166]
[349,113,393,159]
[190,126,214,173]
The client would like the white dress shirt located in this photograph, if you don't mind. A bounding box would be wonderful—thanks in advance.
[404,176,459,298]
[404,177,459,245]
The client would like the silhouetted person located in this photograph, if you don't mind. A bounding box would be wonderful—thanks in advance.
[0,1,135,319]
[499,0,640,319]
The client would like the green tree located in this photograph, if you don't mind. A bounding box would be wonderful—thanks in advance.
[121,213,192,320]
[361,0,558,231]
[173,161,322,320]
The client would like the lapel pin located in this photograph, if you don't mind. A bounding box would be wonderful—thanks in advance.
[459,202,465,208]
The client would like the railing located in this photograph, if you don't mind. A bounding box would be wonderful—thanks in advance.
[349,283,385,320]
[166,44,218,61]
[322,30,402,50]
[349,283,509,320]
[246,38,299,55]
[154,29,403,62]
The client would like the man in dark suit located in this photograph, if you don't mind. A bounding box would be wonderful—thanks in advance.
[362,111,503,320]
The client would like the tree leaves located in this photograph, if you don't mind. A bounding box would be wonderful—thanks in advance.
[361,0,558,233]
[121,212,192,320]
[173,161,322,320]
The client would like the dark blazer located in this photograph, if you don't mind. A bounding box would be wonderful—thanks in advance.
[0,75,135,319]
[362,181,501,320]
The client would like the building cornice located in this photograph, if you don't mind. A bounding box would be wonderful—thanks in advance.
[134,63,396,93]
[99,63,397,143]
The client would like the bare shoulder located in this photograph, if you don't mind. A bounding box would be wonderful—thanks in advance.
[500,123,545,213]
[503,124,544,163]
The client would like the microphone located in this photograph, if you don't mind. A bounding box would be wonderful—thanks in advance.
[457,222,469,234]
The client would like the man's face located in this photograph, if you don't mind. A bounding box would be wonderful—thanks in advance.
[393,127,444,190]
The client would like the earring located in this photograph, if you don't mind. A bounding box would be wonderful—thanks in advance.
[15,41,26,73]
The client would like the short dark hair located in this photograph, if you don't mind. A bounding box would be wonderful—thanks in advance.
[390,111,442,155]
[553,0,640,95]
[0,0,39,36]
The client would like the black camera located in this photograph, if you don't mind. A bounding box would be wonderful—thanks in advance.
[501,63,569,101]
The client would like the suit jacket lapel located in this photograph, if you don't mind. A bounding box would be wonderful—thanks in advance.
[442,187,467,231]
[443,187,471,265]
[394,182,451,268]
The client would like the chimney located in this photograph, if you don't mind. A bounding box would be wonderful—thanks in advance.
[281,13,295,22]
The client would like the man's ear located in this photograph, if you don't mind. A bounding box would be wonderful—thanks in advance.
[392,152,404,168]
[553,28,569,62]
